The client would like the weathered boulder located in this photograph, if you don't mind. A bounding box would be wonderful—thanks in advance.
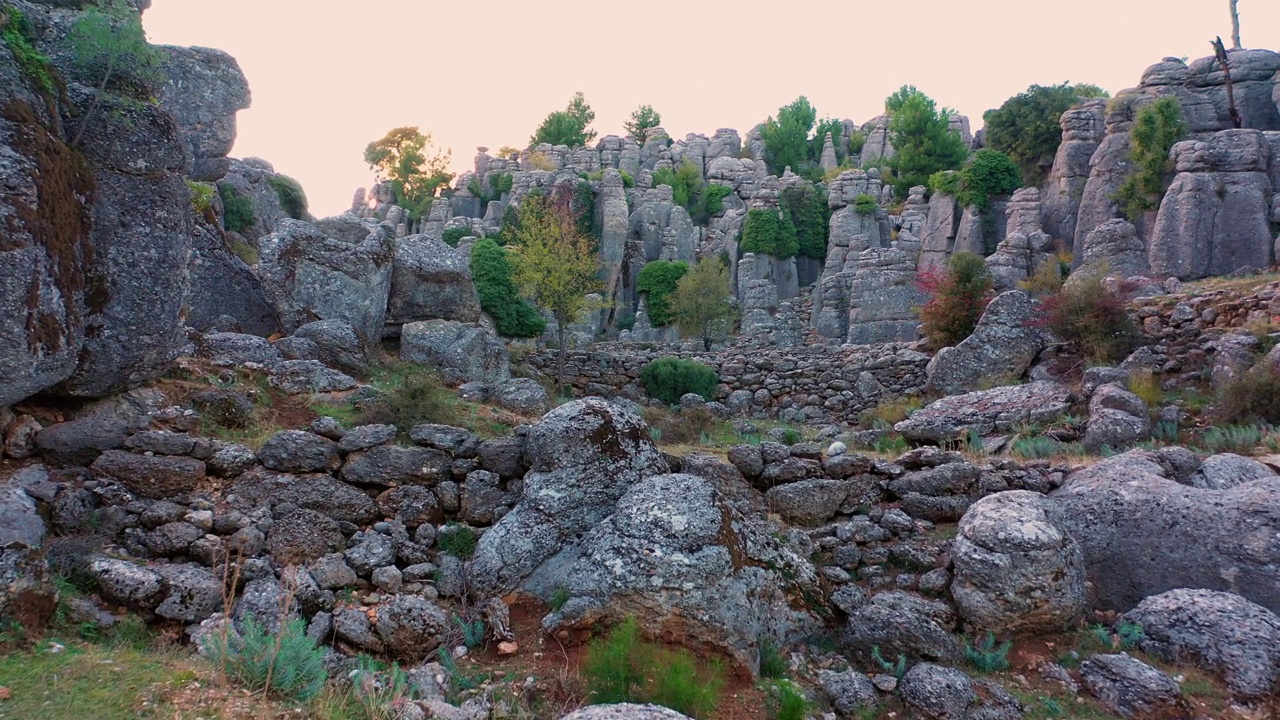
[196,332,281,366]
[35,415,130,466]
[387,234,481,327]
[1054,450,1280,614]
[559,706,693,720]
[1082,384,1150,452]
[1123,588,1280,700]
[371,593,449,661]
[290,320,367,377]
[490,378,551,416]
[1068,219,1150,289]
[157,45,250,181]
[841,591,960,665]
[400,320,509,385]
[899,663,975,720]
[0,474,53,626]
[227,467,377,524]
[918,191,959,272]
[1187,453,1274,489]
[183,214,279,336]
[266,360,357,394]
[257,431,338,474]
[257,217,394,343]
[845,248,925,344]
[469,397,669,597]
[1072,132,1133,265]
[541,473,823,674]
[1043,100,1106,245]
[896,382,1072,443]
[90,450,206,499]
[1079,653,1182,718]
[951,491,1086,633]
[341,445,451,487]
[925,291,1046,395]
[1149,129,1275,279]
[985,188,1056,290]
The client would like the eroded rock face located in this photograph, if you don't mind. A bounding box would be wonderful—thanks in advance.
[985,188,1057,291]
[951,491,1086,633]
[896,382,1072,443]
[157,45,250,181]
[387,234,481,327]
[1043,100,1106,245]
[399,320,509,385]
[257,217,394,343]
[1079,653,1182,718]
[1054,449,1280,614]
[1068,219,1150,288]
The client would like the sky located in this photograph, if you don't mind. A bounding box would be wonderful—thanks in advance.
[143,0,1280,218]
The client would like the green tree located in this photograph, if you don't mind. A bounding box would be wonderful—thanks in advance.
[651,160,703,210]
[636,260,688,327]
[740,207,798,258]
[531,91,597,148]
[780,184,831,260]
[671,258,737,351]
[471,238,546,338]
[955,149,1022,210]
[1114,98,1186,220]
[68,0,165,145]
[509,194,603,392]
[760,96,817,176]
[624,104,662,141]
[363,127,454,220]
[983,82,1108,185]
[885,86,969,199]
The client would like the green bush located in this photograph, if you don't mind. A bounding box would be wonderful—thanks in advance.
[885,85,969,198]
[1,5,58,95]
[349,655,409,720]
[916,252,993,350]
[770,680,810,720]
[652,160,703,210]
[356,366,459,430]
[531,91,596,148]
[640,357,719,405]
[201,615,326,702]
[928,170,961,196]
[761,96,817,176]
[471,239,546,338]
[582,617,725,719]
[983,82,1109,185]
[1216,367,1280,425]
[956,149,1022,210]
[854,194,879,215]
[636,260,688,327]
[1114,98,1186,220]
[1198,424,1268,455]
[437,522,477,559]
[740,208,798,258]
[442,226,471,247]
[758,641,788,679]
[219,184,256,234]
[781,184,830,260]
[185,179,216,217]
[693,183,732,223]
[964,632,1012,672]
[1036,272,1137,363]
[620,170,635,188]
[267,174,308,219]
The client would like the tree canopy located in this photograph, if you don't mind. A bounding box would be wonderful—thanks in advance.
[531,91,597,148]
[760,96,817,177]
[671,258,737,351]
[624,104,662,141]
[363,127,454,219]
[885,86,969,199]
[68,0,165,144]
[983,82,1108,185]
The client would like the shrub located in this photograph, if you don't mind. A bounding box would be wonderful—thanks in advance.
[670,258,737,351]
[1,5,57,95]
[201,615,326,702]
[267,174,308,219]
[854,194,878,215]
[928,170,961,196]
[964,632,1012,672]
[471,238,546,338]
[781,184,831,260]
[1198,424,1268,455]
[441,226,471,247]
[185,179,216,217]
[916,252,993,350]
[640,357,719,405]
[1017,259,1065,297]
[581,617,724,719]
[1036,272,1137,363]
[693,183,733,223]
[885,85,969,198]
[770,680,810,720]
[636,260,688,327]
[652,160,703,210]
[1114,98,1186,221]
[1216,367,1280,425]
[956,149,1021,210]
[531,91,596,148]
[219,184,256,234]
[740,208,798,258]
[758,641,788,679]
[1011,435,1066,460]
[1127,370,1163,409]
[436,522,477,559]
[526,151,556,171]
[356,366,459,430]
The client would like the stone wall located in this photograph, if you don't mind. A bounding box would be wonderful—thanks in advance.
[527,342,930,424]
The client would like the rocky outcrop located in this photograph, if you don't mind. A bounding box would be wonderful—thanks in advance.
[1079,653,1182,718]
[951,491,1086,633]
[1042,100,1106,245]
[183,213,280,336]
[157,45,250,181]
[985,188,1056,291]
[217,158,296,243]
[1072,129,1133,264]
[1148,129,1275,279]
[918,192,960,272]
[896,382,1072,443]
[844,248,925,345]
[1054,449,1280,614]
[925,291,1046,395]
[399,320,509,385]
[387,234,481,327]
[257,217,394,342]
[1068,219,1150,288]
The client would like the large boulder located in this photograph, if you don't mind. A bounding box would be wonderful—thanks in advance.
[951,491,1086,633]
[559,706,693,720]
[386,234,481,327]
[1149,129,1275,279]
[156,45,250,181]
[925,291,1046,395]
[1079,653,1182,718]
[400,320,509,385]
[1067,219,1150,289]
[1072,131,1132,265]
[841,591,961,666]
[1082,384,1150,452]
[89,450,206,499]
[257,217,394,343]
[183,214,280,336]
[540,473,823,674]
[1054,450,1280,614]
[1122,588,1280,701]
[985,188,1057,291]
[0,472,54,627]
[469,397,669,598]
[899,663,976,720]
[896,382,1072,443]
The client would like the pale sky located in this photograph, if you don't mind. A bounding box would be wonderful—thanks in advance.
[144,1,1280,218]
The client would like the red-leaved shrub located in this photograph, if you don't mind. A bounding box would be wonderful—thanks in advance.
[1035,273,1137,363]
[916,252,993,350]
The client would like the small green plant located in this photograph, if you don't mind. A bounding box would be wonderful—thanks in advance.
[550,585,570,612]
[964,632,1012,672]
[185,179,216,217]
[1040,697,1065,716]
[67,0,166,144]
[1010,435,1064,460]
[1089,623,1112,647]
[1198,424,1268,454]
[349,655,410,720]
[640,357,719,405]
[219,184,256,234]
[872,433,909,455]
[0,5,58,95]
[1127,370,1162,409]
[780,428,802,445]
[854,194,879,215]
[694,183,733,223]
[759,640,788,679]
[437,522,477,559]
[637,260,689,327]
[871,645,907,679]
[356,365,459,430]
[1114,98,1186,221]
[581,617,725,718]
[436,648,487,703]
[1116,620,1144,650]
[442,226,471,247]
[454,615,485,649]
[267,174,308,219]
[769,680,810,720]
[200,615,326,702]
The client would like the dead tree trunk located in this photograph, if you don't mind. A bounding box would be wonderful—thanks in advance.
[1229,0,1242,49]
[1213,36,1243,129]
